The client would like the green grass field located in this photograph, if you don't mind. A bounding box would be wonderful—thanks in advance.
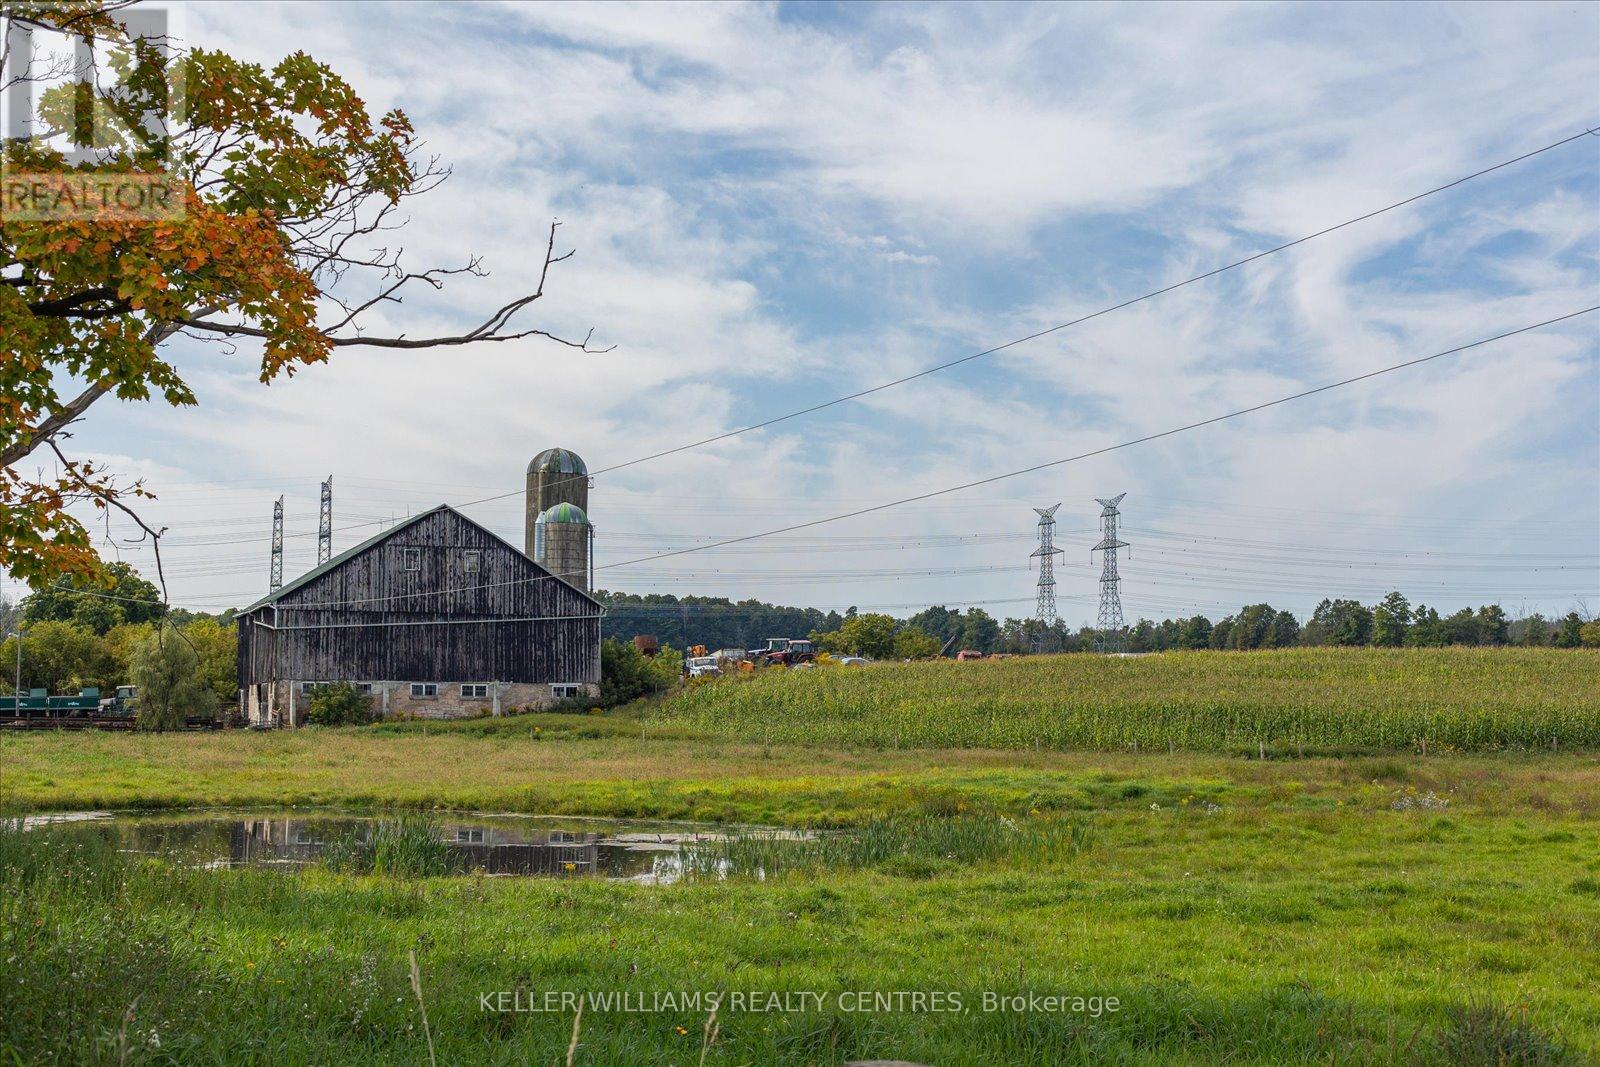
[3,648,1598,1064]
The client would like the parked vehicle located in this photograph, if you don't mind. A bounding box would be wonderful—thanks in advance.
[1,686,135,728]
[686,656,721,678]
[752,638,816,667]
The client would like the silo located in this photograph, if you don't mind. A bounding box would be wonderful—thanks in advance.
[524,448,588,557]
[535,502,592,592]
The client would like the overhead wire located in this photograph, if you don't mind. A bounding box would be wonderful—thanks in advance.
[258,306,1597,610]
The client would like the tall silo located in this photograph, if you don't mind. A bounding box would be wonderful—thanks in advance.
[535,502,592,592]
[525,448,588,558]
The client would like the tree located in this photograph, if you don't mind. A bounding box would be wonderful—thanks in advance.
[1372,591,1411,647]
[128,628,210,730]
[1440,608,1481,646]
[1514,613,1549,647]
[1303,599,1373,647]
[1128,619,1157,653]
[1406,605,1447,647]
[813,613,898,659]
[1475,605,1509,646]
[1230,604,1276,650]
[957,609,1001,654]
[103,621,154,682]
[0,620,115,693]
[1581,621,1600,649]
[906,605,959,652]
[1554,612,1584,648]
[1268,610,1300,648]
[598,638,681,707]
[1178,615,1212,651]
[1,9,602,587]
[182,617,237,702]
[1209,616,1235,650]
[892,627,942,660]
[22,562,164,635]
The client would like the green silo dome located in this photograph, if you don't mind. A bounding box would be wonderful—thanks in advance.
[539,502,590,525]
[527,448,588,477]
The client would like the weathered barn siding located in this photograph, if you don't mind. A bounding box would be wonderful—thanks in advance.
[237,507,601,690]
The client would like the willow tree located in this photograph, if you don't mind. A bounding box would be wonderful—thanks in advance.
[1,2,601,591]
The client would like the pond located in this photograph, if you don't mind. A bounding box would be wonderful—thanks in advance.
[13,810,779,883]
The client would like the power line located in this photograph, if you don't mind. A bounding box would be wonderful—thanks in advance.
[584,308,1597,574]
[580,124,1600,479]
[269,306,1596,610]
[247,122,1595,523]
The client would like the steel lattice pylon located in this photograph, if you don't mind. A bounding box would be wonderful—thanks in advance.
[1091,493,1129,653]
[318,475,334,565]
[1031,504,1064,651]
[269,496,284,590]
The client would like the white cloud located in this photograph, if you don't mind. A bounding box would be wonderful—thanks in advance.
[25,0,1596,623]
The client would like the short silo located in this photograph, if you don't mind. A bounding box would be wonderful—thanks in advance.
[535,501,592,592]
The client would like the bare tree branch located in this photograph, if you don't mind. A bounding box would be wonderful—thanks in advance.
[172,221,611,352]
[44,437,169,604]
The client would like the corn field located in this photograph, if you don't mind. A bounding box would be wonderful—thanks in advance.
[654,647,1600,754]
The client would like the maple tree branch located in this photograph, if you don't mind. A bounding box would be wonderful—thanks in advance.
[44,437,169,605]
[0,316,196,468]
[174,221,611,352]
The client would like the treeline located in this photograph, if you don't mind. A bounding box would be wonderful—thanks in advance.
[1120,595,1600,652]
[0,564,237,700]
[600,587,1599,660]
[596,591,845,652]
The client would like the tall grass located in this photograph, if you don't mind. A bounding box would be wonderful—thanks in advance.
[321,816,450,877]
[2,804,1594,1063]
[682,814,1093,880]
[653,648,1600,754]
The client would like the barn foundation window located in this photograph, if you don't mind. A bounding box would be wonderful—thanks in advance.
[551,683,582,699]
[460,683,489,699]
[410,683,438,698]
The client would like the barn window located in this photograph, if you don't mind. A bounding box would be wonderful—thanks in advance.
[402,547,421,572]
[410,683,438,698]
[354,682,373,694]
[456,828,484,843]
[460,683,489,699]
[552,683,582,699]
[462,550,481,573]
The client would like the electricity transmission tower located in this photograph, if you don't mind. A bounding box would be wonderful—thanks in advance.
[269,496,284,590]
[318,476,333,565]
[1031,504,1063,652]
[1091,493,1129,653]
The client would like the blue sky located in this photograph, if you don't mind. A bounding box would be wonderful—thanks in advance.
[21,1,1600,625]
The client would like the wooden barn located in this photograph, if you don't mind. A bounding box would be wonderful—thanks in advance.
[236,505,602,726]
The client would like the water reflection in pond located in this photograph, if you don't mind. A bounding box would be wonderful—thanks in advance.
[20,811,767,883]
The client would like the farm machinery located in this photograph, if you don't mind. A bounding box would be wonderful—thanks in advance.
[749,637,816,667]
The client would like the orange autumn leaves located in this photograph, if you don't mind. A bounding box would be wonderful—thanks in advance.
[3,21,420,585]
